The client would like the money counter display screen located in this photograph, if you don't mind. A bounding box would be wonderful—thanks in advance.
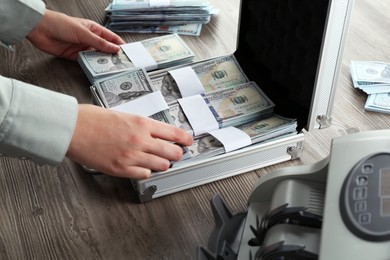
[234,0,330,130]
[340,153,390,241]
[380,169,390,216]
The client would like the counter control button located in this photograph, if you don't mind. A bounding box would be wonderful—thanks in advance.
[358,212,371,224]
[361,163,373,174]
[355,201,367,212]
[353,187,368,200]
[356,175,368,186]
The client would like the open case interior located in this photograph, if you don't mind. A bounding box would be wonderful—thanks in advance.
[235,0,346,131]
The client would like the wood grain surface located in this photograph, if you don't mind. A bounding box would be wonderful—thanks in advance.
[0,0,389,259]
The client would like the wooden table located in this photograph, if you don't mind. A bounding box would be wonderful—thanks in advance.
[0,0,389,259]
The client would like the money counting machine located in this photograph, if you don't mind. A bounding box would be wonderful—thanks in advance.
[198,130,390,259]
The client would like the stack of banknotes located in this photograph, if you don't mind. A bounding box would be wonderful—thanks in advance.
[104,0,217,36]
[350,60,390,114]
[78,34,194,83]
[91,67,175,126]
[87,54,297,165]
[92,66,275,137]
[174,115,297,165]
[149,55,249,103]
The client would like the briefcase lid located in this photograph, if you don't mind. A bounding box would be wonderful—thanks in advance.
[234,0,354,131]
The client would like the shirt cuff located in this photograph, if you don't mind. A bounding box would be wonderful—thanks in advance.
[0,0,45,46]
[0,76,78,165]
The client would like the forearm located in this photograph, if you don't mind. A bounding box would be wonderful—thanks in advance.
[0,76,78,165]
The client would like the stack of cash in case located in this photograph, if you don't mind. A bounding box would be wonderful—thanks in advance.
[78,34,194,83]
[350,61,390,114]
[86,54,297,166]
[104,0,218,36]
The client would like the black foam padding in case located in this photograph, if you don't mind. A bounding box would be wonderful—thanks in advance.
[235,0,329,130]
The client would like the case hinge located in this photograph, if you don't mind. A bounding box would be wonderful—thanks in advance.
[316,115,332,128]
[287,143,303,160]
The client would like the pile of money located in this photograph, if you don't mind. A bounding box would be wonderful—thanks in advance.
[91,67,175,126]
[78,34,194,83]
[93,67,154,108]
[173,114,297,166]
[149,54,250,104]
[169,82,275,137]
[104,0,217,36]
[87,55,297,164]
[91,64,275,138]
[350,60,390,113]
[108,24,204,37]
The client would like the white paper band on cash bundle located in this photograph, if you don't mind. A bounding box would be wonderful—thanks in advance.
[149,0,170,7]
[121,42,158,71]
[110,91,168,117]
[208,127,252,153]
[169,67,204,97]
[178,95,219,136]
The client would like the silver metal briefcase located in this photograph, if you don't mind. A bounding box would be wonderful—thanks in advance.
[99,0,356,202]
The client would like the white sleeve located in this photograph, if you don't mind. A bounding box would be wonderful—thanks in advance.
[0,76,78,165]
[0,0,45,46]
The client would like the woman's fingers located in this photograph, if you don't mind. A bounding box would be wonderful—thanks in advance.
[148,119,193,146]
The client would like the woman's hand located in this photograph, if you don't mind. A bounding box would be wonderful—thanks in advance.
[27,9,125,60]
[66,105,193,179]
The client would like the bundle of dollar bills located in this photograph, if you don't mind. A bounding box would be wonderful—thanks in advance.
[173,114,297,166]
[78,34,194,83]
[168,82,275,137]
[149,54,250,104]
[350,60,390,114]
[104,0,218,36]
[87,66,177,121]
